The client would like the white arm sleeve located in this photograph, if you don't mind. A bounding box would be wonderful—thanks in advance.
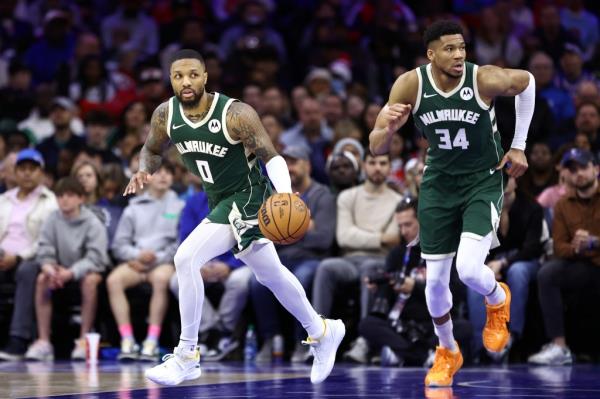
[265,156,292,193]
[511,71,535,151]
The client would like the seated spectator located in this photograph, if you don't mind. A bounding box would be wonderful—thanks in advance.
[0,151,18,193]
[537,147,576,213]
[82,110,121,165]
[251,146,335,362]
[529,149,600,365]
[24,177,108,361]
[467,176,545,362]
[325,151,361,195]
[518,142,558,198]
[281,97,333,185]
[35,97,86,178]
[169,188,251,362]
[313,153,401,364]
[403,158,424,199]
[107,162,183,361]
[0,149,57,360]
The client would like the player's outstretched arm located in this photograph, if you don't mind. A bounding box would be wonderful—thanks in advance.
[369,70,417,155]
[478,66,535,178]
[227,101,292,193]
[123,101,170,196]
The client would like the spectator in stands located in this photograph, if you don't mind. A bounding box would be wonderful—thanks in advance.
[0,61,34,123]
[101,0,159,60]
[323,93,345,129]
[313,153,401,363]
[262,86,292,128]
[0,149,57,360]
[36,97,86,177]
[530,4,578,64]
[574,80,600,109]
[403,158,424,199]
[83,110,120,164]
[529,148,600,365]
[0,152,18,193]
[519,142,558,198]
[326,151,361,195]
[219,0,286,64]
[169,187,251,362]
[23,177,107,361]
[136,63,168,116]
[282,97,333,184]
[555,44,597,100]
[24,10,75,85]
[252,146,336,362]
[572,102,600,160]
[261,113,284,153]
[528,52,575,131]
[559,0,599,62]
[108,162,183,361]
[537,147,576,212]
[473,6,523,67]
[467,176,545,362]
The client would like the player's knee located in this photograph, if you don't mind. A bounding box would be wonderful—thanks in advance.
[456,257,480,287]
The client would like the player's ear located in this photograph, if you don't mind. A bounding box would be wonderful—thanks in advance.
[203,72,207,85]
[426,48,434,62]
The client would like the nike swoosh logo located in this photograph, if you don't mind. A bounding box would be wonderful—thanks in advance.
[423,93,437,98]
[172,124,186,130]
[490,168,496,175]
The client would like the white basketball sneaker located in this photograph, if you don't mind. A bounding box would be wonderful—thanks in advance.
[145,346,201,386]
[303,319,346,384]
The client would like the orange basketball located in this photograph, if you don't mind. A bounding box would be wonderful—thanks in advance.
[258,193,311,245]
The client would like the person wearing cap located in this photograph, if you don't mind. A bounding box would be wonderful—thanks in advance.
[555,43,598,100]
[250,145,336,363]
[0,149,58,361]
[36,97,86,177]
[325,151,361,194]
[529,148,600,365]
[23,9,75,85]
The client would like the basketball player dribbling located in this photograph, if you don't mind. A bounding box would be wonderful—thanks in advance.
[370,20,535,387]
[123,49,345,386]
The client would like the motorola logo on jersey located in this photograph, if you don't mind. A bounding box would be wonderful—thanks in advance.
[208,119,221,133]
[460,87,473,100]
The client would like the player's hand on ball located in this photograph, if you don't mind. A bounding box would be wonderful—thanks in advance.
[124,171,151,196]
[496,148,528,178]
[384,103,412,135]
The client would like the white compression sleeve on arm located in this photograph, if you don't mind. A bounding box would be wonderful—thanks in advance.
[265,155,292,193]
[511,71,535,150]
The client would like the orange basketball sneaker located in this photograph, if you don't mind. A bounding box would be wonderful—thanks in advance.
[483,282,511,353]
[424,343,463,387]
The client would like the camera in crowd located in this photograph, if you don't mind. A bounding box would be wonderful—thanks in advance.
[369,268,405,317]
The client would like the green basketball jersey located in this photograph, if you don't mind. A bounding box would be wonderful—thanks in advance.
[412,62,503,175]
[167,92,269,206]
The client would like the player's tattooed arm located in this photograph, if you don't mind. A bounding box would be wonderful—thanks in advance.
[227,101,278,163]
[140,101,170,174]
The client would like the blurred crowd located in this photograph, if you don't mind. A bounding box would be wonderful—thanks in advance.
[0,0,599,368]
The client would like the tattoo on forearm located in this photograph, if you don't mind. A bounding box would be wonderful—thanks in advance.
[227,102,277,162]
[140,102,169,174]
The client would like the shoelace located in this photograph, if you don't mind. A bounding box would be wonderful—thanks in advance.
[487,306,508,330]
[301,337,321,363]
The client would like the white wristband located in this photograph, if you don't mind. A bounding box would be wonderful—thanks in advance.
[265,156,292,193]
[512,71,535,151]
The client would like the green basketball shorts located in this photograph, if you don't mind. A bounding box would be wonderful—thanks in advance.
[206,184,271,256]
[418,167,504,259]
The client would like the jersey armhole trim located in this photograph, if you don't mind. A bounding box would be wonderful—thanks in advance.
[413,68,423,114]
[473,65,491,110]
[222,98,240,145]
[166,97,174,138]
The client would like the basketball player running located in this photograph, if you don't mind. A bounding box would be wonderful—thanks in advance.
[370,21,534,386]
[124,49,345,386]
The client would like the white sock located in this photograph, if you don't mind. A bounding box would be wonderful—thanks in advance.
[434,319,457,351]
[239,242,323,339]
[485,282,506,306]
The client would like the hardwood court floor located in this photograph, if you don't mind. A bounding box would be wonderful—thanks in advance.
[0,361,598,398]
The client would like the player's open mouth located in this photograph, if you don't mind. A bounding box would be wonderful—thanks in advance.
[452,64,463,73]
